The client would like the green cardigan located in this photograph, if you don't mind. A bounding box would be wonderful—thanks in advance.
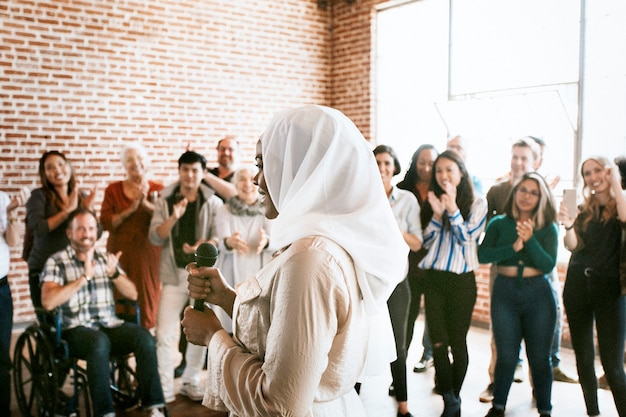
[478,214,558,274]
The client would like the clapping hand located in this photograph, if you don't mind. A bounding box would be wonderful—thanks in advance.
[226,232,249,254]
[81,185,98,209]
[7,188,28,212]
[172,197,188,220]
[256,227,269,254]
[427,191,445,220]
[105,251,122,277]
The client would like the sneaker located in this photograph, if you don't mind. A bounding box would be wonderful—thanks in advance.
[514,363,524,383]
[552,366,578,383]
[413,357,434,373]
[180,382,204,401]
[484,407,505,417]
[174,360,186,379]
[598,373,609,390]
[479,383,494,403]
[148,408,166,417]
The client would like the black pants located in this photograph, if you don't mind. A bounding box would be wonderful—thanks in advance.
[406,266,429,353]
[388,277,411,401]
[0,279,12,416]
[424,269,476,395]
[563,270,626,416]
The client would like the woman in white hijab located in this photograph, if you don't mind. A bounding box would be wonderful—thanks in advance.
[182,105,408,417]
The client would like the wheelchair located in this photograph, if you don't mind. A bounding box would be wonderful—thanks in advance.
[12,300,143,417]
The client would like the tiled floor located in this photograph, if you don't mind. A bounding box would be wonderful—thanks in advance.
[9,316,620,417]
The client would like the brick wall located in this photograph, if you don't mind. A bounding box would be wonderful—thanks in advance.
[2,0,573,348]
[328,0,377,139]
[2,0,332,324]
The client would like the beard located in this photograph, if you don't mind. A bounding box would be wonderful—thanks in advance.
[71,238,95,253]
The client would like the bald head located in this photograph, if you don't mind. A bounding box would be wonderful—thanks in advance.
[447,135,468,160]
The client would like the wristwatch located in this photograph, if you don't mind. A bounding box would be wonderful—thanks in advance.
[108,269,120,280]
[81,274,92,282]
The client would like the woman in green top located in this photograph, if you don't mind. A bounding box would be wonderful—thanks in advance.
[479,172,558,417]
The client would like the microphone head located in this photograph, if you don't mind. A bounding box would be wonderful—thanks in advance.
[195,242,219,267]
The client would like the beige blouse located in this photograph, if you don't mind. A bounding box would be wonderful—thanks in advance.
[204,236,368,417]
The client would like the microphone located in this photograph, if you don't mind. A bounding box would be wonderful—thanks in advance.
[193,242,219,311]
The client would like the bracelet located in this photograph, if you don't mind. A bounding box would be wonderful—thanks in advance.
[565,223,575,230]
[108,269,120,280]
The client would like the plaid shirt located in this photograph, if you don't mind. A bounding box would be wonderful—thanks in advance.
[41,246,125,330]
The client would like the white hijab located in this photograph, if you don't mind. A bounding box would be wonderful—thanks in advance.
[261,105,409,314]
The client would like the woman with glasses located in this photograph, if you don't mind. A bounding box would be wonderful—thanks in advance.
[479,172,558,417]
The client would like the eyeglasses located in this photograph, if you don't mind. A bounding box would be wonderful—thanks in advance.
[517,187,540,198]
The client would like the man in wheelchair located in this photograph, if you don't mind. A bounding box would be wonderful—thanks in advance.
[40,208,167,417]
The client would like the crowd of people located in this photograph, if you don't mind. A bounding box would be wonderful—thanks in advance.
[1,105,625,417]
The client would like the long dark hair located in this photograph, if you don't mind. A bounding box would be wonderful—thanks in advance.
[397,144,437,192]
[420,149,475,230]
[38,150,77,212]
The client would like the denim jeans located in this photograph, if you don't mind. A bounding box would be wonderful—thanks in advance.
[491,274,556,415]
[0,281,12,416]
[63,322,164,417]
[563,269,626,416]
[547,269,563,367]
[424,269,476,395]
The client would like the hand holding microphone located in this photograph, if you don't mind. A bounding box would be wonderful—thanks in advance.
[183,244,238,346]
[191,242,219,311]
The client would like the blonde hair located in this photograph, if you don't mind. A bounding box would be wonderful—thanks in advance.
[578,156,618,229]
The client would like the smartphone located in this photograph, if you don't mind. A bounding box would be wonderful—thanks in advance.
[563,189,577,216]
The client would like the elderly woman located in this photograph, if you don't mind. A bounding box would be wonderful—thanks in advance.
[182,105,408,416]
[100,143,164,331]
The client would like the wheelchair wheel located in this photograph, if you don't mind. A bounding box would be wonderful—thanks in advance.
[110,355,140,410]
[13,324,59,417]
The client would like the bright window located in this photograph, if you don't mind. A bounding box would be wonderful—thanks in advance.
[375,0,626,196]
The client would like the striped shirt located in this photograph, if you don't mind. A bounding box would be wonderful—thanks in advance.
[41,246,125,330]
[418,197,488,274]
